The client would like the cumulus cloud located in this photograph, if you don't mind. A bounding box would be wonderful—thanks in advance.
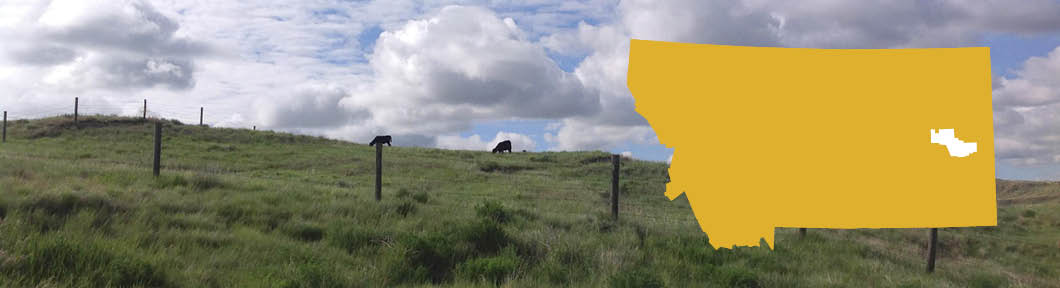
[994,47,1060,108]
[260,84,370,128]
[993,47,1060,165]
[4,0,1060,167]
[0,0,208,93]
[541,0,1060,154]
[346,5,600,137]
[436,131,536,151]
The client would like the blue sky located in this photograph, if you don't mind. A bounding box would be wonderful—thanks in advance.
[1,0,1060,179]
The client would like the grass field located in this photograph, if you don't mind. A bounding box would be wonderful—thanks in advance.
[0,115,1057,287]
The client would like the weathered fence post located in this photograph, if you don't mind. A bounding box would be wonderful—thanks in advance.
[74,97,79,126]
[253,125,256,131]
[926,228,938,272]
[375,142,383,201]
[2,111,6,143]
[199,107,204,126]
[612,154,620,220]
[799,228,807,238]
[153,122,162,176]
[143,99,147,120]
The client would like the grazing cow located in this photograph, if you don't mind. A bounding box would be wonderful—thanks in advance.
[369,135,392,146]
[492,140,512,153]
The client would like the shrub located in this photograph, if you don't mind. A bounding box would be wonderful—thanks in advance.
[529,154,556,162]
[328,226,388,254]
[610,268,665,288]
[411,191,430,203]
[190,174,225,191]
[20,193,126,232]
[385,234,458,284]
[475,201,510,224]
[478,161,531,173]
[716,266,760,288]
[283,222,325,242]
[153,175,189,189]
[967,272,1007,288]
[1022,209,1036,218]
[542,244,594,284]
[395,188,429,203]
[206,144,237,152]
[396,188,411,198]
[458,220,511,255]
[383,220,517,285]
[279,261,347,288]
[4,237,170,287]
[396,201,417,217]
[457,249,520,285]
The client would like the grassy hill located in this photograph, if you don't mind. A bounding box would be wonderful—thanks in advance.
[0,115,1057,287]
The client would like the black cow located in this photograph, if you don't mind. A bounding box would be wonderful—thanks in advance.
[369,135,392,146]
[492,140,512,153]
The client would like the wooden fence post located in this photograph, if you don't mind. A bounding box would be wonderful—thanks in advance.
[612,154,620,220]
[199,107,204,126]
[153,122,162,176]
[74,97,78,126]
[2,111,6,143]
[926,228,938,272]
[375,142,382,201]
[143,99,147,120]
[800,228,807,238]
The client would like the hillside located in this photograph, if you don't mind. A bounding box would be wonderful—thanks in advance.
[0,115,1057,287]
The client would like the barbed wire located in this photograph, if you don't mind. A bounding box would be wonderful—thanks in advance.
[1,99,262,129]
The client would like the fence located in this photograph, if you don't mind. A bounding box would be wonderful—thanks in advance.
[0,97,998,274]
[1,97,257,129]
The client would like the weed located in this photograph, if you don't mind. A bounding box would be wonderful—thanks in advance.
[283,221,325,242]
[478,161,531,173]
[20,193,126,232]
[396,201,417,217]
[190,174,225,191]
[610,267,665,288]
[476,200,510,224]
[328,226,389,253]
[384,234,458,284]
[967,272,1007,288]
[412,191,430,203]
[279,261,348,288]
[456,248,520,285]
[715,265,760,288]
[4,237,169,287]
[457,220,511,255]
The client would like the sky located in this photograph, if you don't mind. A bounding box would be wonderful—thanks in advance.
[1,0,1060,180]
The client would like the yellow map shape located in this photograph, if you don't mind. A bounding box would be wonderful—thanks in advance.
[627,40,996,249]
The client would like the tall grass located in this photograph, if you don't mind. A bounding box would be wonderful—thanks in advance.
[0,116,1056,287]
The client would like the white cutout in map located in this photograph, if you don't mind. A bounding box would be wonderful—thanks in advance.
[930,129,977,157]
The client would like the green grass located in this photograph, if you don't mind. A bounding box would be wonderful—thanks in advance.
[0,115,1057,287]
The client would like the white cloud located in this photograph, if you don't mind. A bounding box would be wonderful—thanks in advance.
[0,0,208,97]
[993,46,1060,165]
[994,47,1060,108]
[541,0,1060,154]
[3,0,1060,168]
[620,151,632,158]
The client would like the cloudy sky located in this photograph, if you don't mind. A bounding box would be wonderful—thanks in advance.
[2,0,1060,180]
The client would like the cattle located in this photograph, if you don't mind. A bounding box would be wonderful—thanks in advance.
[369,135,392,146]
[492,140,512,153]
